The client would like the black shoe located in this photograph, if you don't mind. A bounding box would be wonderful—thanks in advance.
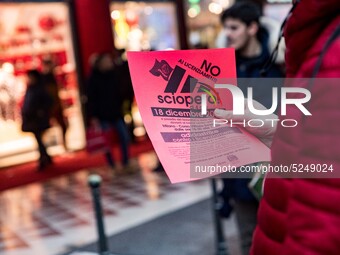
[47,156,53,164]
[37,162,48,172]
[219,202,233,218]
[37,156,52,171]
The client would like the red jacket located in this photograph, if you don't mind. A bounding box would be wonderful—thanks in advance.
[251,1,340,255]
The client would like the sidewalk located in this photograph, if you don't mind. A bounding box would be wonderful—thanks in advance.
[65,199,241,255]
[0,140,154,191]
[0,151,241,255]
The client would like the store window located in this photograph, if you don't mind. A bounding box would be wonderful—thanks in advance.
[109,1,182,140]
[184,0,235,48]
[0,2,85,167]
[264,2,292,23]
[110,1,180,51]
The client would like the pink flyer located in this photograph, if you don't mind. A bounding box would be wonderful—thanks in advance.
[127,49,270,183]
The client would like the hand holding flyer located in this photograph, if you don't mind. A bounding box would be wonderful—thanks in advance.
[127,49,270,183]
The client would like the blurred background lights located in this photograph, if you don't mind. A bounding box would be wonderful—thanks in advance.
[111,10,120,20]
[209,2,223,14]
[32,39,42,49]
[188,5,200,18]
[216,0,230,9]
[125,10,137,23]
[133,127,146,137]
[144,6,153,15]
[2,63,14,74]
[188,0,200,4]
[124,114,132,124]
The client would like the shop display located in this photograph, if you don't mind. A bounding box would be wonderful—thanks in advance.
[110,2,180,51]
[0,65,22,123]
[0,2,85,167]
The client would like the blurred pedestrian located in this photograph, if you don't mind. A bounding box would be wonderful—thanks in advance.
[87,53,131,171]
[115,49,136,143]
[215,0,340,254]
[41,59,69,151]
[21,70,53,171]
[218,2,284,254]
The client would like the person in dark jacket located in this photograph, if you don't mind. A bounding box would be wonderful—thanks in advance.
[87,53,130,170]
[41,59,68,151]
[21,70,53,170]
[219,2,284,254]
[115,49,136,143]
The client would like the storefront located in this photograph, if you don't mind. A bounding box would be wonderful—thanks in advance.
[182,0,234,48]
[0,0,292,168]
[108,0,189,139]
[110,0,188,51]
[0,1,85,167]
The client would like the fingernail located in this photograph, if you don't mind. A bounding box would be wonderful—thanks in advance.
[214,108,225,117]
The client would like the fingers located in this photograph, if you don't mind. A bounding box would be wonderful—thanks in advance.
[214,109,232,119]
[214,108,252,121]
[213,99,277,148]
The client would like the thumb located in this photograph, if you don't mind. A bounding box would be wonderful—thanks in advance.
[214,108,249,121]
[214,109,232,119]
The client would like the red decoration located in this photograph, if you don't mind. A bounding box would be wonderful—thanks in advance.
[125,11,138,27]
[39,15,56,31]
[52,34,64,42]
[16,26,31,34]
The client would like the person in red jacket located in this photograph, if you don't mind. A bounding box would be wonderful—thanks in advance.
[215,0,340,254]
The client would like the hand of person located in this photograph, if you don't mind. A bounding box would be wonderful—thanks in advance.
[214,99,278,148]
